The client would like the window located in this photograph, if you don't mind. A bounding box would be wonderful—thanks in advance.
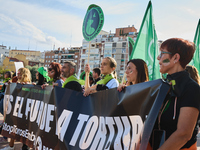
[122,42,126,47]
[52,56,54,58]
[49,56,51,58]
[112,43,116,47]
[112,49,116,53]
[75,55,78,58]
[122,48,126,53]
[121,54,125,59]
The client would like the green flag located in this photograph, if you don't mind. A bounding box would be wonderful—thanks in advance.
[128,37,135,57]
[129,1,159,80]
[82,4,104,41]
[191,19,200,74]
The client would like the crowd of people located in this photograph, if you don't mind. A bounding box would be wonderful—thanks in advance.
[0,37,200,149]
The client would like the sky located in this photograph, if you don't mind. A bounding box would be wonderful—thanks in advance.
[0,0,200,52]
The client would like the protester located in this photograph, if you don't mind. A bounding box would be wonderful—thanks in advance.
[47,62,64,87]
[11,72,17,83]
[185,65,200,84]
[148,38,200,150]
[79,71,93,86]
[89,76,94,86]
[92,68,101,85]
[35,67,50,86]
[0,71,12,144]
[1,68,32,150]
[61,61,82,92]
[17,68,32,84]
[84,57,119,96]
[117,59,149,92]
[0,71,12,99]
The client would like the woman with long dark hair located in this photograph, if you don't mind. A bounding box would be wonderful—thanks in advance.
[117,59,149,92]
[47,62,63,87]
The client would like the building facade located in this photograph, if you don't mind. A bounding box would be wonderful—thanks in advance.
[44,47,81,74]
[80,26,138,79]
[115,25,137,38]
[0,45,10,66]
[9,50,43,62]
[0,45,10,57]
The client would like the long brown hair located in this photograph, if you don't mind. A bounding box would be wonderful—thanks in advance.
[127,59,149,84]
[49,62,62,82]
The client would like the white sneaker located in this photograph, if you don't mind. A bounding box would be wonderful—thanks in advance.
[0,146,14,150]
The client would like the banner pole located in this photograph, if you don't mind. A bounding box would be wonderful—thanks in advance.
[85,41,91,90]
[121,72,126,84]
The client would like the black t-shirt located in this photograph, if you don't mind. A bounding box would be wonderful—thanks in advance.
[150,71,200,149]
[64,81,82,92]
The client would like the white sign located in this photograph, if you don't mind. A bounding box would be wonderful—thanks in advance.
[14,62,24,73]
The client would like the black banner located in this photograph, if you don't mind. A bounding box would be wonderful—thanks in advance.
[2,79,169,150]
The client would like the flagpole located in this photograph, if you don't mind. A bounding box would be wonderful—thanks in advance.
[85,41,91,90]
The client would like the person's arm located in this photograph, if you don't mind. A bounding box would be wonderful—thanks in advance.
[158,107,199,150]
[117,84,127,92]
[84,64,90,90]
[83,84,97,96]
[55,79,63,87]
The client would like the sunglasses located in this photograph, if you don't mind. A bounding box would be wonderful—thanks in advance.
[159,51,172,58]
[48,68,53,71]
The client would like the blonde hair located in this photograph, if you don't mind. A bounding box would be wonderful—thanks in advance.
[105,57,117,79]
[18,68,32,83]
[185,65,200,84]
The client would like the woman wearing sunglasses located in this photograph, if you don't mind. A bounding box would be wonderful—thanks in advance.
[148,38,200,150]
[47,62,64,87]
